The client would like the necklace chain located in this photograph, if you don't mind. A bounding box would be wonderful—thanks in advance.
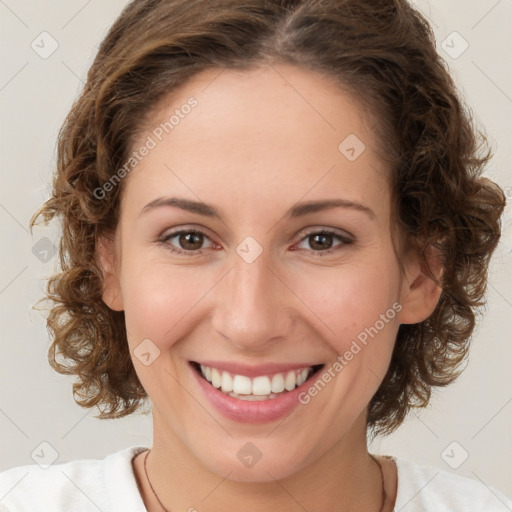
[144,450,171,512]
[143,449,387,512]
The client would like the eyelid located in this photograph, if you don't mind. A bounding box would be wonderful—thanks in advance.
[298,226,354,241]
[159,224,217,242]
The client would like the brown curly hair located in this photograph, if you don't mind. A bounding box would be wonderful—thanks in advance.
[31,0,505,436]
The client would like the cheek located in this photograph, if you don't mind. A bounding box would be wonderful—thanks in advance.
[120,259,215,348]
[290,259,402,428]
[119,243,402,361]
[291,256,402,355]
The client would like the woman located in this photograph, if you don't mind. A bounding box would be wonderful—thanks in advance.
[1,0,510,510]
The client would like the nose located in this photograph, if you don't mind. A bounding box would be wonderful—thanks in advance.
[210,249,294,351]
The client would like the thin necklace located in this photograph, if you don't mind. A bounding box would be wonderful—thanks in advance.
[144,450,171,512]
[143,449,387,512]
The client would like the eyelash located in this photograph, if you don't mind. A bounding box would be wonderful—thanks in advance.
[157,228,354,256]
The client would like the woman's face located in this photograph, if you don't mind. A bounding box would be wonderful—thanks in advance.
[101,63,432,481]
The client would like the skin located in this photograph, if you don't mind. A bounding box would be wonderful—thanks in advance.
[99,63,441,511]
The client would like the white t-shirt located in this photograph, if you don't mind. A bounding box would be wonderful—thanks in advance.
[0,445,510,511]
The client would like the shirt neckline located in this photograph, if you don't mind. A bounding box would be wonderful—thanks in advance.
[116,446,405,511]
[105,445,150,511]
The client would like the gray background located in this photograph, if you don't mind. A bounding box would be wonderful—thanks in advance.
[1,0,511,498]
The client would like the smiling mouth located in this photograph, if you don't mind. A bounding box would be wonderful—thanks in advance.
[191,362,325,401]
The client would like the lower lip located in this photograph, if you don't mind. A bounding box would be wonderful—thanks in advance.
[191,364,314,424]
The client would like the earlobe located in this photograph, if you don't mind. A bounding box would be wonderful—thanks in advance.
[398,249,443,325]
[97,235,124,312]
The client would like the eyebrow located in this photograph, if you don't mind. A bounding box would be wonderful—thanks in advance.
[139,197,375,220]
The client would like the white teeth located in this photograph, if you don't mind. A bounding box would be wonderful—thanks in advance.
[271,373,285,393]
[252,376,272,396]
[211,368,221,388]
[228,392,279,401]
[198,364,316,399]
[221,371,233,393]
[233,374,252,395]
[297,368,309,386]
[284,371,296,391]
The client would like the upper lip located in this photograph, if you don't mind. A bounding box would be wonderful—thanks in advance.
[192,360,324,378]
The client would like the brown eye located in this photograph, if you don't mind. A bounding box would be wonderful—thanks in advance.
[308,233,334,251]
[295,229,354,254]
[178,231,204,250]
[160,229,215,254]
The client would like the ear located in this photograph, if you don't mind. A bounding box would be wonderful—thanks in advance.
[96,234,124,312]
[398,246,443,325]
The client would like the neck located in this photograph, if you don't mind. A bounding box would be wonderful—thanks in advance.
[135,409,385,512]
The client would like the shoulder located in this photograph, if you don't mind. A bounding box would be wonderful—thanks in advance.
[392,456,512,512]
[0,445,149,512]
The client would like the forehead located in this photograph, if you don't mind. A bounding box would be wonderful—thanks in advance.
[123,63,390,221]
